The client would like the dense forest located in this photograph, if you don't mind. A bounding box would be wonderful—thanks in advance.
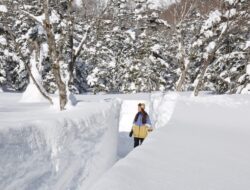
[0,0,249,109]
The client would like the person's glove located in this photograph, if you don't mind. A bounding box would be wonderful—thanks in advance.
[148,128,153,132]
[129,130,133,137]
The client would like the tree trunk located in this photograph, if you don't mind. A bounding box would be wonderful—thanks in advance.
[194,55,215,96]
[43,0,67,110]
[176,57,189,92]
[176,69,187,91]
[193,63,208,96]
[175,32,188,92]
[52,61,67,110]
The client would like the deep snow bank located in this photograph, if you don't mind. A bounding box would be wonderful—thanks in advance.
[0,93,121,190]
[90,92,250,190]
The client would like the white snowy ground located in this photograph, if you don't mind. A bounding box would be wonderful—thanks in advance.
[1,92,250,190]
[91,92,250,190]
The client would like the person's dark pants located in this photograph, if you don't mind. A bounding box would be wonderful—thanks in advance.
[134,137,144,148]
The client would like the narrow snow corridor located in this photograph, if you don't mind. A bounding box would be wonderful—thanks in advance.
[116,93,178,158]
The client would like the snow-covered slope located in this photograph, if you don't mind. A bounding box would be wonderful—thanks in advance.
[91,93,250,190]
[0,93,121,190]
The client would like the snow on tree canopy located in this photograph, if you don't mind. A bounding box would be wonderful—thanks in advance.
[225,0,235,5]
[206,41,216,53]
[148,0,176,9]
[0,5,7,13]
[247,65,250,75]
[0,36,7,45]
[246,41,250,49]
[0,0,249,95]
[126,29,136,41]
[224,8,237,18]
[201,10,222,32]
[73,0,82,7]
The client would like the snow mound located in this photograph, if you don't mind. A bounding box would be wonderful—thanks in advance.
[0,93,121,190]
[20,83,48,103]
[91,93,250,190]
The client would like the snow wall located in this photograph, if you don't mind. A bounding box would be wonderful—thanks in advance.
[0,99,121,190]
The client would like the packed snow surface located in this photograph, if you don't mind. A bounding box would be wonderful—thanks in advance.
[91,92,250,190]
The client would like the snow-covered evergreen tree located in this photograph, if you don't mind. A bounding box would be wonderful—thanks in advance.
[0,0,249,96]
[0,2,29,92]
[192,0,250,95]
[87,0,171,93]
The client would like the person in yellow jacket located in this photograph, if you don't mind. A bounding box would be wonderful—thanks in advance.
[129,103,153,148]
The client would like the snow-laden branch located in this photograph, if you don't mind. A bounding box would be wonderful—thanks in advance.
[74,25,92,58]
[20,10,44,26]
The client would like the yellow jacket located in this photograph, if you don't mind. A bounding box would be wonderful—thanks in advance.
[132,125,149,139]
